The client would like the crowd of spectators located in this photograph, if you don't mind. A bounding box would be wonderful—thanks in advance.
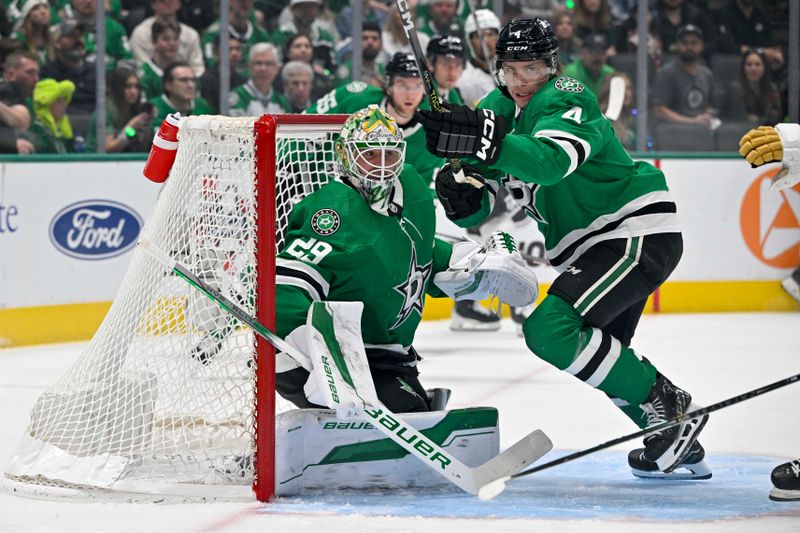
[0,0,792,153]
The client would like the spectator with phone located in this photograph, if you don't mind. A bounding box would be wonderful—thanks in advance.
[86,66,155,153]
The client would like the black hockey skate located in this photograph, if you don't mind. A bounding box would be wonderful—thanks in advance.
[770,459,800,501]
[450,300,501,331]
[628,440,712,480]
[631,373,709,473]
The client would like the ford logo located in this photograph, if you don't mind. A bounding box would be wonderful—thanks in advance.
[49,200,143,260]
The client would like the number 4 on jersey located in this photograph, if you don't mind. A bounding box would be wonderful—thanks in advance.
[562,106,582,123]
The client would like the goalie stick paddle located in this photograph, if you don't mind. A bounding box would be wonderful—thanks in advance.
[137,236,553,499]
[394,0,482,188]
[510,372,800,481]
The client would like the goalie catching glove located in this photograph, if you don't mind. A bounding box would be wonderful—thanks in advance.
[416,105,507,164]
[434,231,538,307]
[739,123,800,190]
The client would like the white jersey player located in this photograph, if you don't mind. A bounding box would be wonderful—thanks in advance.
[739,122,800,501]
[458,9,501,108]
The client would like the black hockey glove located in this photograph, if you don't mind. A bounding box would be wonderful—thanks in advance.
[416,106,507,164]
[435,162,486,220]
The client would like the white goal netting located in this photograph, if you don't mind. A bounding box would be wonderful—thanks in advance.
[3,115,345,501]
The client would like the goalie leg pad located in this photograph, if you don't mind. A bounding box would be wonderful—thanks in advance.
[274,407,500,495]
[304,301,380,413]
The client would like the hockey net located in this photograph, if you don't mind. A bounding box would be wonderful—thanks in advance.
[3,114,348,502]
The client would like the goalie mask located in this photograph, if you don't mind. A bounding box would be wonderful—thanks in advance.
[336,105,406,215]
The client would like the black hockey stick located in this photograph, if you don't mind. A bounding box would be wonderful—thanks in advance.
[513,372,800,479]
[394,0,481,188]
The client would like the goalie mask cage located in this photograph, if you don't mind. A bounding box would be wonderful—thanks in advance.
[3,114,348,503]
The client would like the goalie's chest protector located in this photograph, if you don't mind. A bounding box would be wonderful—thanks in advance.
[286,166,437,347]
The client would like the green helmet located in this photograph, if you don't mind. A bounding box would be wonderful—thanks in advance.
[336,105,406,214]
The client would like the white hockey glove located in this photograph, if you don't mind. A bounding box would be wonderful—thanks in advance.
[434,231,539,307]
[739,123,800,190]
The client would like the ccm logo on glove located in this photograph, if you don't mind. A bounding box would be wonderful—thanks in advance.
[416,106,507,164]
[476,110,497,163]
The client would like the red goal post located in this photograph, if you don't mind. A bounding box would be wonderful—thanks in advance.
[252,114,348,501]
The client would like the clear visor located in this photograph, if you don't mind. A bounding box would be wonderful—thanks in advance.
[346,140,406,184]
[497,61,552,88]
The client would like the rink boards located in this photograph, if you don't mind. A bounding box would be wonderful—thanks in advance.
[0,154,798,347]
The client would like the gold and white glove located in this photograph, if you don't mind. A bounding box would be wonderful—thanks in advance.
[434,231,539,307]
[739,123,800,190]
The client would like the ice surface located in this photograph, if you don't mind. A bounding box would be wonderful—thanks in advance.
[1,313,799,532]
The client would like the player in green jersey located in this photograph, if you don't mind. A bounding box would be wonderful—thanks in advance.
[273,105,538,412]
[426,34,465,106]
[307,52,445,188]
[416,17,710,479]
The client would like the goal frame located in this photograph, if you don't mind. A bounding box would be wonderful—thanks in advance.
[1,113,349,504]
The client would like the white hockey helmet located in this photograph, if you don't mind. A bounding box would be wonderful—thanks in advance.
[464,9,502,58]
[336,105,406,215]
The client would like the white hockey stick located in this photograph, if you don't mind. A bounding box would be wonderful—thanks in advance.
[138,236,553,499]
[604,75,626,122]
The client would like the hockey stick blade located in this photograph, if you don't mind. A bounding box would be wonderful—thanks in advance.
[138,236,553,499]
[472,429,552,499]
[512,372,800,480]
[604,75,625,121]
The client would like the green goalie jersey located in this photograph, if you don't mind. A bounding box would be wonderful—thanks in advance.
[460,76,679,271]
[276,164,452,365]
[307,82,445,190]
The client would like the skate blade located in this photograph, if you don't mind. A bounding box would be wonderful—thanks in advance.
[632,459,712,480]
[658,412,709,473]
[769,487,800,501]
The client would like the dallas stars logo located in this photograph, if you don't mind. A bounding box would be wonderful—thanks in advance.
[311,208,340,236]
[555,77,584,93]
[391,246,432,329]
[361,108,398,136]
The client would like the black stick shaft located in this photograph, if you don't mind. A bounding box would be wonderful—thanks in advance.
[394,0,464,177]
[512,372,800,479]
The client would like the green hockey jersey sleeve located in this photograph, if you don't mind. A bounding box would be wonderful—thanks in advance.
[427,237,453,299]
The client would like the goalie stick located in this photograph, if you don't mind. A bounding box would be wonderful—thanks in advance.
[474,372,800,496]
[394,0,481,188]
[138,236,553,499]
